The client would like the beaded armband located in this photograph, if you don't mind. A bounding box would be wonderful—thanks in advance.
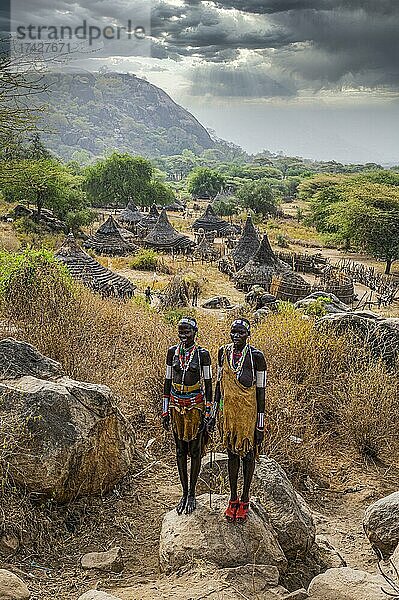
[256,412,265,431]
[162,395,170,417]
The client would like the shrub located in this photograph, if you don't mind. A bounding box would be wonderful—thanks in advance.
[130,249,170,273]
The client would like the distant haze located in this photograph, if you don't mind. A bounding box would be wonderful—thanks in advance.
[16,0,399,164]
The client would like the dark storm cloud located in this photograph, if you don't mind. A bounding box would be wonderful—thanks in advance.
[151,0,399,97]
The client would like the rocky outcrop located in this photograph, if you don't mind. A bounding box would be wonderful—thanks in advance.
[0,569,30,599]
[0,339,134,503]
[364,492,399,557]
[316,312,399,365]
[253,458,316,558]
[307,567,388,600]
[295,292,350,314]
[159,494,287,575]
[41,72,215,160]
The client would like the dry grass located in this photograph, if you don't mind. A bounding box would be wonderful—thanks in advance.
[1,250,399,598]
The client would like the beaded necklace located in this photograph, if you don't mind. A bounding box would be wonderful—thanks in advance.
[227,342,249,379]
[178,343,197,372]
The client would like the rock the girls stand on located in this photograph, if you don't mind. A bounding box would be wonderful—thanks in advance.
[162,317,212,515]
[214,318,267,523]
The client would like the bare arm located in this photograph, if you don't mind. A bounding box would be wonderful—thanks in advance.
[162,347,175,429]
[201,349,213,418]
[254,350,267,444]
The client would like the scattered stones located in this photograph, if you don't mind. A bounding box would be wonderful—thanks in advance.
[316,312,399,365]
[201,296,233,309]
[253,457,316,558]
[0,569,30,599]
[364,492,399,558]
[78,592,122,600]
[307,567,388,600]
[159,493,287,574]
[0,339,135,502]
[81,547,124,573]
[295,292,350,314]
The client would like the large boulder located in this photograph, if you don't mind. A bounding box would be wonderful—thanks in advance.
[363,492,399,558]
[0,569,30,599]
[0,339,134,503]
[316,312,399,365]
[253,458,316,558]
[307,567,388,600]
[159,494,287,575]
[295,292,350,315]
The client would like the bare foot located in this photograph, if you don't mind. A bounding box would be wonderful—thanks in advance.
[185,495,196,514]
[176,495,188,515]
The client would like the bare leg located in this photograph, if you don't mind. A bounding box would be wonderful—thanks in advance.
[186,432,203,514]
[227,448,240,501]
[174,433,188,515]
[241,449,255,503]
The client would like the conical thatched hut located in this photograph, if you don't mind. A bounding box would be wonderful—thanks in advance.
[193,234,220,263]
[119,200,144,229]
[192,204,232,236]
[136,204,160,237]
[84,216,138,256]
[144,209,194,252]
[55,235,136,298]
[231,215,260,270]
[233,234,291,291]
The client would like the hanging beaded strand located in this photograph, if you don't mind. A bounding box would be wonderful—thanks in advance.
[178,343,197,391]
[227,342,249,380]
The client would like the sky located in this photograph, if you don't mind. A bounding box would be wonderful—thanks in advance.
[7,0,399,163]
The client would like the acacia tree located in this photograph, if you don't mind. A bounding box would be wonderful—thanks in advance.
[332,197,399,274]
[237,179,279,217]
[0,158,91,228]
[84,152,154,208]
[187,167,226,199]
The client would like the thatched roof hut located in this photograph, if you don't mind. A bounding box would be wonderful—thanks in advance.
[136,204,160,237]
[193,234,220,263]
[192,204,232,236]
[119,200,144,226]
[84,216,137,256]
[233,234,291,291]
[270,272,312,303]
[55,235,136,298]
[144,209,194,252]
[230,215,260,271]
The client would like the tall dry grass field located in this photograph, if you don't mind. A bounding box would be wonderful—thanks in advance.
[2,251,399,479]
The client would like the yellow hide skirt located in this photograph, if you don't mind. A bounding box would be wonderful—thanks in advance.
[220,362,257,457]
[170,403,204,443]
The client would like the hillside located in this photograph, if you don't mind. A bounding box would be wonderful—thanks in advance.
[39,72,215,160]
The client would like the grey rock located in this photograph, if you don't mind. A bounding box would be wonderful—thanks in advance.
[0,569,30,599]
[159,493,287,574]
[307,567,388,600]
[254,458,316,558]
[364,492,399,558]
[0,340,134,502]
[201,296,233,309]
[313,534,347,569]
[0,338,64,380]
[81,547,124,573]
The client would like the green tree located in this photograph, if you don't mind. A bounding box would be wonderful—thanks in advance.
[187,167,226,199]
[145,180,175,206]
[0,158,90,229]
[84,152,153,208]
[237,179,278,217]
[330,191,399,274]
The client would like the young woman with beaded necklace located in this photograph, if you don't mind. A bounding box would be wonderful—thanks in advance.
[214,318,266,523]
[162,317,212,515]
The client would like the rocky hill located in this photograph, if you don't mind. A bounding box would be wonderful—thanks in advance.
[40,72,215,160]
